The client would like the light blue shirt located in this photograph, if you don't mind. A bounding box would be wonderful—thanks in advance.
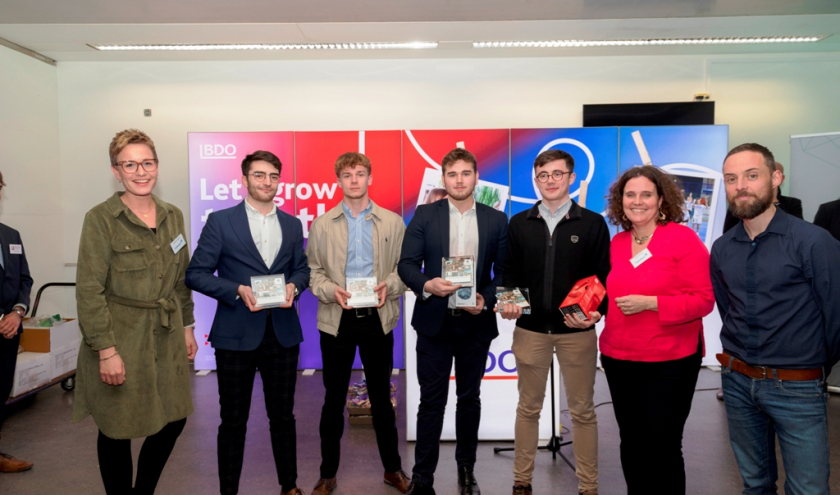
[538,199,572,235]
[343,200,375,279]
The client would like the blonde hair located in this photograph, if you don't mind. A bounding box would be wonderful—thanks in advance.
[109,129,157,166]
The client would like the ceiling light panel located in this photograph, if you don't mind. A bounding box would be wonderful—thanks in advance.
[473,36,828,48]
[90,42,438,51]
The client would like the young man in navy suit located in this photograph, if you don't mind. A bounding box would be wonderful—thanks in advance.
[398,149,508,495]
[186,151,311,495]
[0,171,34,473]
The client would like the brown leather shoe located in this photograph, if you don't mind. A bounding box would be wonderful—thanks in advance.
[281,488,305,495]
[0,452,33,473]
[312,477,337,495]
[512,484,532,495]
[384,469,411,494]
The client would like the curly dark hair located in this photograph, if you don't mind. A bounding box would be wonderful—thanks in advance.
[606,166,685,231]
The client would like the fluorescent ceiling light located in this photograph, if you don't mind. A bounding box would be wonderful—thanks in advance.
[473,36,828,48]
[90,42,438,51]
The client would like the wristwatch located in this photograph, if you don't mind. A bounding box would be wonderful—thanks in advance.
[13,307,25,318]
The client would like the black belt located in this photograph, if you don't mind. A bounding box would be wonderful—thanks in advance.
[347,307,375,318]
[446,308,463,317]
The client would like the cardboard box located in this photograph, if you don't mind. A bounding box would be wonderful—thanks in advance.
[20,318,80,353]
[560,275,606,321]
[11,352,51,397]
[20,319,82,380]
[348,415,374,425]
[50,341,81,380]
[347,397,397,417]
[347,402,370,416]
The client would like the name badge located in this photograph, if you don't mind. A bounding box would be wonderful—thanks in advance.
[629,248,652,268]
[171,234,186,255]
[10,244,22,254]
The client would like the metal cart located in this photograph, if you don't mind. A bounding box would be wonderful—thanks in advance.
[5,283,77,406]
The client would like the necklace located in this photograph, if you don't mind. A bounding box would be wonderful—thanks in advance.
[122,198,154,219]
[631,227,655,245]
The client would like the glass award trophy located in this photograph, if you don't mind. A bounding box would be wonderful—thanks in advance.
[251,274,286,308]
[346,277,379,308]
[495,287,531,315]
[442,255,475,287]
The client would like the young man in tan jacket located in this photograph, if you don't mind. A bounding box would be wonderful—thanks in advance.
[305,152,410,495]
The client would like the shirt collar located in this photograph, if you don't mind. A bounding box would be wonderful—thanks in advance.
[538,199,571,218]
[107,192,171,218]
[448,198,477,216]
[765,206,790,234]
[341,199,373,220]
[244,198,276,217]
[732,206,788,242]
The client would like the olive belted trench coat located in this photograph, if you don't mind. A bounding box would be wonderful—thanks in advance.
[72,192,195,439]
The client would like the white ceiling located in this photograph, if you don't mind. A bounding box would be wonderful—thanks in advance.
[1,0,838,61]
[3,0,839,23]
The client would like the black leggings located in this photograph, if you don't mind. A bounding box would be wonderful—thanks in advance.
[97,418,186,495]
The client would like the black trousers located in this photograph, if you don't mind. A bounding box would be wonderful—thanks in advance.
[412,314,491,486]
[97,418,187,495]
[215,314,300,495]
[601,348,702,495]
[0,330,20,433]
[319,309,401,478]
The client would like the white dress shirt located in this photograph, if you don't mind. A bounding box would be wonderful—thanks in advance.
[423,199,480,308]
[447,199,479,308]
[244,199,282,268]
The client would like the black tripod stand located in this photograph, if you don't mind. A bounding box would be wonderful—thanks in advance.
[493,360,575,470]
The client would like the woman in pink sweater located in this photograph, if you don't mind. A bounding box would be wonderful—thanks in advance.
[600,166,714,495]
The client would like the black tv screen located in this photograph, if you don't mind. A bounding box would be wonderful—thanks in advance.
[583,101,714,127]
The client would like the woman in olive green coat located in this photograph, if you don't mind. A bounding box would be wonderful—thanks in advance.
[73,129,197,495]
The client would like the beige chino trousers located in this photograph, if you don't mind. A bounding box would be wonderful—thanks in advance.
[511,327,599,493]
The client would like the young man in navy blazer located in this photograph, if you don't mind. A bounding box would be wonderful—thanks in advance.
[398,149,508,495]
[0,171,35,473]
[186,151,310,495]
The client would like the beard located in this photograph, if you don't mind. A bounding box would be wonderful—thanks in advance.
[247,181,277,203]
[447,185,475,201]
[728,186,774,220]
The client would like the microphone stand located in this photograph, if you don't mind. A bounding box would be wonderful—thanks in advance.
[493,359,574,471]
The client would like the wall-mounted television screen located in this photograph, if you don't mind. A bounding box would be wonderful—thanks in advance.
[583,101,714,127]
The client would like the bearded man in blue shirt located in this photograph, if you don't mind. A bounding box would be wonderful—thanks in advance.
[711,143,840,495]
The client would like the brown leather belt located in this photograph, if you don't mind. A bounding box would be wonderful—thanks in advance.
[716,353,822,381]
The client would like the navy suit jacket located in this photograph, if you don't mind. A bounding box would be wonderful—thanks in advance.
[398,199,507,342]
[814,198,840,242]
[0,223,33,335]
[185,201,310,351]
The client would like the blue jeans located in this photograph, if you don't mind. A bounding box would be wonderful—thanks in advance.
[721,365,830,495]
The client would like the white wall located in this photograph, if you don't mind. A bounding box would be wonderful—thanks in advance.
[54,54,709,264]
[56,53,840,257]
[711,53,840,192]
[10,50,830,316]
[0,45,69,318]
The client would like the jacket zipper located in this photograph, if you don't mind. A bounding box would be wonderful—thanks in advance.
[543,221,556,334]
